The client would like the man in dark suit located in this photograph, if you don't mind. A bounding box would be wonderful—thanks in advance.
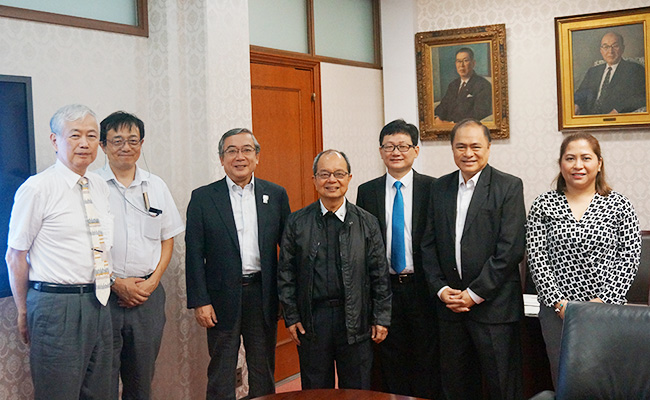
[185,128,291,400]
[422,119,526,399]
[356,119,440,398]
[435,47,493,123]
[574,31,646,115]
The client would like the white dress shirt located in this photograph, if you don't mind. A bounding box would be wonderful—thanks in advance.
[227,175,261,274]
[96,166,185,278]
[8,160,113,284]
[385,170,414,274]
[597,62,619,99]
[437,170,484,304]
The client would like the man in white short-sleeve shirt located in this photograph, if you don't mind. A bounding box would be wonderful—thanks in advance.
[96,111,184,400]
[6,104,114,400]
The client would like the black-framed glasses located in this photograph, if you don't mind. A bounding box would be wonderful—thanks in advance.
[315,170,349,180]
[106,138,142,148]
[224,146,256,157]
[600,44,621,51]
[381,144,415,153]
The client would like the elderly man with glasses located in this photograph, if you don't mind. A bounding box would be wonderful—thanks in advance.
[278,149,392,390]
[185,128,290,400]
[574,31,646,115]
[96,111,185,400]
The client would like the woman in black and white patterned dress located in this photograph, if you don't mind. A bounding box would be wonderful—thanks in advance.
[526,132,641,387]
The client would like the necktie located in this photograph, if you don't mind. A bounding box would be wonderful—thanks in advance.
[391,181,406,273]
[595,67,612,113]
[459,81,467,94]
[78,177,110,306]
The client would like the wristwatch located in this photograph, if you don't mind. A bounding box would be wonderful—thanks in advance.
[110,274,117,287]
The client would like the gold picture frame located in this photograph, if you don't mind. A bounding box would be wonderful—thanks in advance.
[415,24,509,141]
[556,7,650,131]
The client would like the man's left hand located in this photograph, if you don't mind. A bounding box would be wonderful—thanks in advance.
[446,289,475,313]
[112,277,151,308]
[372,325,388,343]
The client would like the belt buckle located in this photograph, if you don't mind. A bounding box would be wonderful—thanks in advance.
[398,274,409,284]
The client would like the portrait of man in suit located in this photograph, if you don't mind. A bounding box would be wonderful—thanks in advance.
[185,128,291,400]
[422,119,526,399]
[434,46,493,123]
[573,28,646,115]
[356,119,440,399]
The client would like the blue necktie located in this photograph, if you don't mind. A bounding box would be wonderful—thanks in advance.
[391,181,406,273]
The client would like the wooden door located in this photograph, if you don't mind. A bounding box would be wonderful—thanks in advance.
[250,51,322,382]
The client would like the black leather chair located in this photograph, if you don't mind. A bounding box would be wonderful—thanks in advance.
[554,302,650,399]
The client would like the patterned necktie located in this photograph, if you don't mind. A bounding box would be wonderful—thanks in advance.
[391,181,406,273]
[78,177,110,306]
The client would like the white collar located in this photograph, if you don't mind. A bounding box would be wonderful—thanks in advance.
[458,169,482,189]
[386,169,414,189]
[320,198,347,222]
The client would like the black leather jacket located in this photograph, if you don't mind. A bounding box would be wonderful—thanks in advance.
[278,200,392,344]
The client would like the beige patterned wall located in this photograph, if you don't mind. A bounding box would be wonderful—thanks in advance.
[320,63,386,201]
[413,0,650,228]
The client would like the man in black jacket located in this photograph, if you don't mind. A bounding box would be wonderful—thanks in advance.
[278,149,392,390]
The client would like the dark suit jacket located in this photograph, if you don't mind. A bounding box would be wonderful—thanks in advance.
[574,59,646,115]
[356,170,436,301]
[185,177,290,331]
[435,73,492,122]
[421,165,525,324]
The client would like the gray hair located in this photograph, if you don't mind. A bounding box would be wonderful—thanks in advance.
[50,104,98,136]
[218,128,261,157]
[312,149,351,175]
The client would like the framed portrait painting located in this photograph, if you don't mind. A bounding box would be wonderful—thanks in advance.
[415,24,509,141]
[556,7,650,131]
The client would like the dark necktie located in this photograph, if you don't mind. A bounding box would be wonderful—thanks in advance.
[391,181,406,273]
[459,81,467,94]
[595,66,612,113]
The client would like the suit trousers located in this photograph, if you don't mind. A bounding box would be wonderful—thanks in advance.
[26,289,112,400]
[377,279,440,398]
[439,318,523,400]
[109,283,166,400]
[206,281,276,400]
[298,304,373,390]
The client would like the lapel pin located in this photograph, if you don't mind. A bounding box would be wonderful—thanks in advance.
[263,194,269,204]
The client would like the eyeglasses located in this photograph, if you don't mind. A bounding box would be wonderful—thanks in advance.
[600,44,621,51]
[224,146,256,157]
[381,144,415,153]
[315,170,349,180]
[105,138,142,148]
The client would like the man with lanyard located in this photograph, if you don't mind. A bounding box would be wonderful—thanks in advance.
[97,111,184,399]
[6,104,113,399]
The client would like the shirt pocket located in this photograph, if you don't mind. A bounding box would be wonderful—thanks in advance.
[143,216,162,241]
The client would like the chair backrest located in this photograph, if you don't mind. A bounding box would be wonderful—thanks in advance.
[556,302,650,399]
[625,230,650,305]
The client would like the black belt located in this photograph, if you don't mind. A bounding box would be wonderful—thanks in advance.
[391,273,415,284]
[30,281,95,294]
[242,272,261,286]
[314,298,343,308]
